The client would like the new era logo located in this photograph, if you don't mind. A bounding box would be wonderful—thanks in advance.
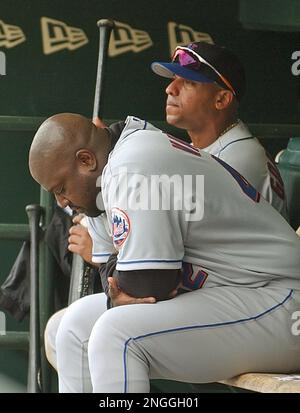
[109,21,153,57]
[0,19,26,48]
[168,22,213,56]
[41,17,88,55]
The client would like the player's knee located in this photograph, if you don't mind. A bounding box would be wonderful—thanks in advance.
[88,307,132,355]
[55,308,79,355]
[56,294,107,354]
[55,299,88,346]
[45,308,67,347]
[44,308,66,370]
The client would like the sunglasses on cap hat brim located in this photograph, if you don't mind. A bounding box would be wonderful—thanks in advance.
[151,61,216,83]
[151,46,236,96]
[172,46,236,96]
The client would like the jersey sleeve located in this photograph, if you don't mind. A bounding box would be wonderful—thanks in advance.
[86,215,116,264]
[107,173,185,271]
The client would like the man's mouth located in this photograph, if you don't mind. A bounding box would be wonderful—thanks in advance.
[166,100,178,107]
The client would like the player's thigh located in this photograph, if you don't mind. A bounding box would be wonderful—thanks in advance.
[89,286,300,381]
[56,293,108,344]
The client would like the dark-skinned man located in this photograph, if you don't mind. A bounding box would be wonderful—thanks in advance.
[29,113,300,392]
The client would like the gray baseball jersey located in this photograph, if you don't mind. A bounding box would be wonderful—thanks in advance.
[204,120,287,217]
[55,117,300,393]
[88,116,299,292]
[87,120,287,266]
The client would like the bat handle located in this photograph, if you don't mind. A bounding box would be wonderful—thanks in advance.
[93,19,115,120]
[26,204,43,393]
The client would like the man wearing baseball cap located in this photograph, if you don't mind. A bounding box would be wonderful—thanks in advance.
[151,41,287,218]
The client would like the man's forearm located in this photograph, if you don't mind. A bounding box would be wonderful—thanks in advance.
[116,269,181,301]
[99,253,181,304]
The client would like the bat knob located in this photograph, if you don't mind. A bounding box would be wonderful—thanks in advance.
[26,204,43,219]
[97,19,115,29]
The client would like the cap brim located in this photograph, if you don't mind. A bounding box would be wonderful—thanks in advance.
[151,62,214,83]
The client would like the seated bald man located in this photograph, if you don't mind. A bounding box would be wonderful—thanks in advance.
[30,113,300,393]
[29,113,181,302]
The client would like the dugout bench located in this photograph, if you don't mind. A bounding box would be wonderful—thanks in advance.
[0,116,299,393]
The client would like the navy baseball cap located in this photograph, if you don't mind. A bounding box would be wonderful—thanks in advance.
[151,42,246,101]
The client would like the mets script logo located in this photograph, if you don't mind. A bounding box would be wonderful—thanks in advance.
[109,21,153,57]
[112,208,130,248]
[168,22,213,56]
[0,19,26,48]
[41,17,88,55]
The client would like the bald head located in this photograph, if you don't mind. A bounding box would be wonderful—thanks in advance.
[29,113,109,179]
[31,113,92,154]
[29,113,111,216]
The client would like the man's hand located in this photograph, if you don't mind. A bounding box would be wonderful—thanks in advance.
[107,277,156,307]
[72,213,86,225]
[93,117,107,128]
[68,222,97,266]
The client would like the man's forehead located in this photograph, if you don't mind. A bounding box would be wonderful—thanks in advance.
[36,162,67,192]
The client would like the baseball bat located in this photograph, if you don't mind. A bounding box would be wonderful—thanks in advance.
[68,19,115,304]
[26,204,42,393]
[93,18,115,120]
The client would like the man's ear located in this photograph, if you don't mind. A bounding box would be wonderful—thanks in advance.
[75,149,97,171]
[215,89,234,110]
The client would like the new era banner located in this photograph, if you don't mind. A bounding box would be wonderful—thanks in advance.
[0,0,299,124]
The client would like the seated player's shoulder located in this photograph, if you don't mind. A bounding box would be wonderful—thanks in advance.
[220,137,268,175]
[113,129,176,171]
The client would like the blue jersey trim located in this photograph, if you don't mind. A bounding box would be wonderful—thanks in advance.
[123,289,293,392]
[117,259,182,265]
[92,253,111,257]
[218,137,253,156]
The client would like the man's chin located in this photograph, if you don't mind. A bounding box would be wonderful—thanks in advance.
[166,115,185,129]
[166,111,180,126]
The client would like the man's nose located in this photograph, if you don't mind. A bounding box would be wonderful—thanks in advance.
[165,77,182,96]
[55,193,69,209]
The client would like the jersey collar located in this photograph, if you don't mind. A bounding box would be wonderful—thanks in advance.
[203,120,253,156]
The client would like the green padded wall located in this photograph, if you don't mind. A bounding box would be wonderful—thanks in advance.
[240,0,300,32]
